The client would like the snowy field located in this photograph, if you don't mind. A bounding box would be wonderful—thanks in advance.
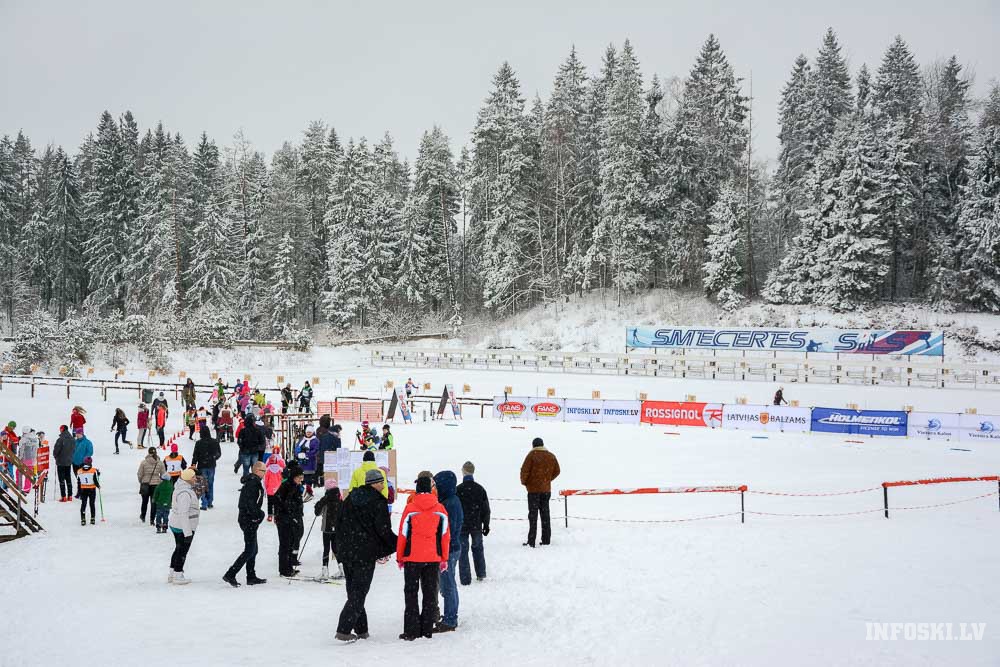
[4,368,1000,666]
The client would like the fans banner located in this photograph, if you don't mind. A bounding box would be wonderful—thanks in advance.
[907,412,961,441]
[528,397,565,422]
[600,400,642,425]
[626,326,943,356]
[640,401,723,428]
[492,396,532,421]
[810,407,908,437]
[959,413,1000,443]
[722,405,811,432]
[564,399,604,423]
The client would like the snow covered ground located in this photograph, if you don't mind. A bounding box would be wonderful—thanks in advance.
[5,367,1000,665]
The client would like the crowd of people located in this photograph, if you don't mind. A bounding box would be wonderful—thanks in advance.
[3,377,563,644]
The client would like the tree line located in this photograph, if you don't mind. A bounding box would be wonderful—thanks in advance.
[1,29,998,342]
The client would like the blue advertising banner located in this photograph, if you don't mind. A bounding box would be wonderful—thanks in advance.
[626,327,943,356]
[810,408,908,437]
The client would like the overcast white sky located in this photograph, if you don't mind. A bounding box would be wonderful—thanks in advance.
[1,0,997,165]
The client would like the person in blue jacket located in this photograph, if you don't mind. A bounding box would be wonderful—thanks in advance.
[432,470,464,633]
[71,428,94,498]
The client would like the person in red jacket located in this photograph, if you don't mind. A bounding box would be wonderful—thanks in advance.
[396,475,450,641]
[137,404,150,448]
[70,407,87,432]
[155,404,167,448]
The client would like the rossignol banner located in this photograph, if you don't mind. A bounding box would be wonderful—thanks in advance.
[493,396,532,421]
[640,401,723,428]
[810,407,908,437]
[564,399,604,423]
[599,400,642,425]
[959,414,1000,443]
[907,412,961,440]
[722,405,811,432]
[627,327,944,356]
[529,398,565,422]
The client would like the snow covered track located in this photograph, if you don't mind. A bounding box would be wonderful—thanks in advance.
[6,381,1000,664]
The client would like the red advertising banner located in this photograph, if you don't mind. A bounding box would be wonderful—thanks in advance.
[640,401,723,428]
[35,445,50,473]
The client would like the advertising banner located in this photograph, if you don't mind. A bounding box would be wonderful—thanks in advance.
[907,412,961,440]
[395,387,413,423]
[447,384,462,418]
[600,400,643,425]
[493,396,532,421]
[810,408,908,437]
[640,401,723,428]
[564,399,604,423]
[722,405,811,432]
[528,397,565,422]
[959,414,1000,443]
[627,327,943,356]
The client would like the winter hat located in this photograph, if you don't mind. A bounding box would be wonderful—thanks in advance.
[161,472,171,482]
[147,447,157,456]
[364,469,383,486]
[324,476,338,490]
[462,461,475,475]
[180,468,196,482]
[363,450,375,462]
[6,421,15,429]
[83,456,92,465]
[415,476,433,493]
[59,425,68,432]
[286,464,304,479]
[305,425,315,435]
[170,443,178,453]
[158,392,165,397]
[532,437,544,448]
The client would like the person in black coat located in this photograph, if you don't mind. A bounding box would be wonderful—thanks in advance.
[191,426,222,510]
[236,418,263,477]
[274,465,305,577]
[314,416,341,483]
[455,461,491,585]
[223,461,268,586]
[333,470,397,642]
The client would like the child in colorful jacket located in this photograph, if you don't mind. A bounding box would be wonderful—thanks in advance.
[184,408,196,439]
[153,472,173,533]
[264,446,285,522]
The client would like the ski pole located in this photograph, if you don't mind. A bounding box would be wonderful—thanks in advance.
[301,514,318,555]
[98,487,106,523]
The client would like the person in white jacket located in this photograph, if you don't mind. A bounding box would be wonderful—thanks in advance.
[17,427,40,493]
[168,468,201,584]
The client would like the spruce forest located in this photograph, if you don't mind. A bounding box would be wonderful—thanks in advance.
[2,29,999,354]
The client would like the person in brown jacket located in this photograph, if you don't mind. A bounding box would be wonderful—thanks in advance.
[519,437,560,547]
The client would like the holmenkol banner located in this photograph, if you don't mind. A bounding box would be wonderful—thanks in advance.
[959,414,1000,443]
[907,412,960,440]
[600,400,642,425]
[627,327,943,356]
[722,404,811,432]
[810,408,908,437]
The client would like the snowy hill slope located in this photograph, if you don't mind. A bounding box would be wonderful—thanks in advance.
[449,289,1000,361]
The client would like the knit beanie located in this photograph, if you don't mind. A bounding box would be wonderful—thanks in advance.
[532,437,544,448]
